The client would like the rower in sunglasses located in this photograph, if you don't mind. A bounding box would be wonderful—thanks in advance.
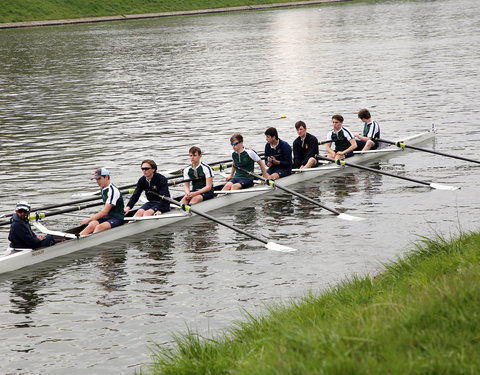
[124,159,171,217]
[221,133,267,192]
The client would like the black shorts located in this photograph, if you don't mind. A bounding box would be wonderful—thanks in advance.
[98,215,124,228]
[230,178,254,189]
[266,167,292,178]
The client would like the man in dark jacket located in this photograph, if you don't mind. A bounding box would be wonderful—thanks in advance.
[292,121,319,169]
[124,159,171,217]
[8,201,55,249]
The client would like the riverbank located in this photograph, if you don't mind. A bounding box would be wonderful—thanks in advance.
[0,0,350,29]
[145,231,480,374]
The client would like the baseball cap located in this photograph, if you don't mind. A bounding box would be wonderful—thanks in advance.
[91,168,110,180]
[16,201,31,212]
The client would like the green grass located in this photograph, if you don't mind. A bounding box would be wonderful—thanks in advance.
[0,0,321,23]
[144,232,480,374]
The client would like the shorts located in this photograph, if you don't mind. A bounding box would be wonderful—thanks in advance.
[336,150,354,158]
[196,190,215,201]
[230,178,254,189]
[266,167,292,178]
[140,201,169,213]
[355,140,378,151]
[98,215,124,228]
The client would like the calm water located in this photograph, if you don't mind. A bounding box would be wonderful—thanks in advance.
[1,0,479,373]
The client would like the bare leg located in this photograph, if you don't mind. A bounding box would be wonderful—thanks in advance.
[93,221,112,233]
[80,220,99,235]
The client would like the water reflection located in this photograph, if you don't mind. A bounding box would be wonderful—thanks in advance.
[8,276,49,317]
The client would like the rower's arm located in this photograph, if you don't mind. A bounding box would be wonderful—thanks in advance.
[90,204,113,221]
[342,139,358,154]
[192,177,213,196]
[258,160,268,178]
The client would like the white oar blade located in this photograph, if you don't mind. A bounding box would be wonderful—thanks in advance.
[429,183,460,191]
[337,213,364,221]
[265,242,297,252]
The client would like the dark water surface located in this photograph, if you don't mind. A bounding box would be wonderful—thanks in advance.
[0,0,479,373]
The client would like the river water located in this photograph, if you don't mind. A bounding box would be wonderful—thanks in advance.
[0,0,479,373]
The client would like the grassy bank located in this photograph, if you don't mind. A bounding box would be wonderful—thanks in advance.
[145,231,480,374]
[0,0,326,23]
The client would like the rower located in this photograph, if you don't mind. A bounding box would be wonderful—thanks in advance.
[325,114,358,160]
[354,108,381,151]
[8,201,55,249]
[180,147,215,205]
[221,133,267,192]
[292,120,319,169]
[264,127,293,179]
[80,168,125,235]
[124,159,171,217]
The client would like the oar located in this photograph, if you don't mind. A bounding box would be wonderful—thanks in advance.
[378,138,480,165]
[149,192,296,252]
[72,175,192,198]
[235,167,363,221]
[2,178,192,219]
[317,156,459,191]
[165,152,267,176]
[0,201,104,227]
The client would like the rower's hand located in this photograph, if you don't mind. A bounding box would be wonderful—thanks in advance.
[225,175,233,182]
[124,207,131,215]
[81,218,91,225]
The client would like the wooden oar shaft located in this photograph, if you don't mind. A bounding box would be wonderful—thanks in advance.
[235,167,340,215]
[317,156,431,187]
[378,138,480,165]
[151,193,268,245]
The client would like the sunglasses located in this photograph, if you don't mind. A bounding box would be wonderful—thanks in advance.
[230,142,240,146]
[141,167,152,171]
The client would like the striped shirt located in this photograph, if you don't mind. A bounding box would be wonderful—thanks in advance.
[326,126,355,152]
[183,162,214,191]
[101,184,124,219]
[363,120,381,139]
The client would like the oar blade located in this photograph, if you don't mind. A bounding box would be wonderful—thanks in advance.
[337,213,364,221]
[429,183,460,191]
[265,241,297,252]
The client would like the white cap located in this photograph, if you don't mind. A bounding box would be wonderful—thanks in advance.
[16,201,31,212]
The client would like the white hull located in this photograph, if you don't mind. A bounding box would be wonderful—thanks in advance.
[0,129,435,274]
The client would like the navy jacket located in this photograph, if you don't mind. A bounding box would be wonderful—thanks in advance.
[8,213,54,249]
[127,172,171,213]
[264,139,293,171]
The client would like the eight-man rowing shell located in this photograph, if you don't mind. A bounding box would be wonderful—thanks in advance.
[0,128,436,274]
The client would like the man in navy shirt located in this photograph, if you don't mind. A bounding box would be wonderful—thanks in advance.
[264,127,293,180]
[8,201,55,249]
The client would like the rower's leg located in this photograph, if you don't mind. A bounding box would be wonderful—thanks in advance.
[142,208,155,217]
[304,157,317,169]
[80,220,99,235]
[363,140,374,151]
[93,221,112,234]
[190,195,204,204]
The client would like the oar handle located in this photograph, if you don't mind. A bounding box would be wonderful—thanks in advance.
[1,178,191,219]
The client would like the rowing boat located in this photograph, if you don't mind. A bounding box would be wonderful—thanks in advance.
[0,127,436,274]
